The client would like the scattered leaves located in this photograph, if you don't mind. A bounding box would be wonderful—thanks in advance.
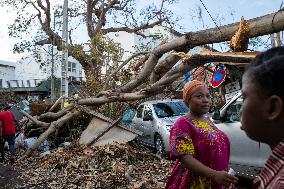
[12,142,173,189]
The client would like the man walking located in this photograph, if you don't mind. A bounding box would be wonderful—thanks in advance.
[0,105,16,163]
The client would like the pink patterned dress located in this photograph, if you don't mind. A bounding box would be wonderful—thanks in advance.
[165,116,231,189]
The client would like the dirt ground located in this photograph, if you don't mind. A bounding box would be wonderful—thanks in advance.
[0,145,253,189]
[0,160,253,189]
[0,161,25,189]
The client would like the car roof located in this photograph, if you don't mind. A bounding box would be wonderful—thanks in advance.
[140,99,184,105]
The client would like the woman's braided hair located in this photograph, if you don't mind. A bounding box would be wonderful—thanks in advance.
[244,46,284,100]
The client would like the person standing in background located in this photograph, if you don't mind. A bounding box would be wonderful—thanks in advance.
[0,105,16,163]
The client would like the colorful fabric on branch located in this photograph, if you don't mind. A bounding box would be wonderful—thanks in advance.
[210,65,227,88]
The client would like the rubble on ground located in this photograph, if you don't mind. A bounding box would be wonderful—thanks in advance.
[14,141,173,189]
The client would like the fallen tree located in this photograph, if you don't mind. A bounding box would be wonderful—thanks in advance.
[22,9,284,156]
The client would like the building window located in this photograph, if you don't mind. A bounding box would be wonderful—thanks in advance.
[0,79,2,88]
[69,76,76,81]
[27,80,31,87]
[68,62,76,73]
[6,81,10,88]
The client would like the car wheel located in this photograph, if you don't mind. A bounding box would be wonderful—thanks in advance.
[155,135,165,158]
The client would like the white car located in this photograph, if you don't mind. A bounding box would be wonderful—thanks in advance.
[213,92,271,179]
[121,99,189,156]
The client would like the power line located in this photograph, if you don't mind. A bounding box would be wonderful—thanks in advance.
[198,0,221,31]
[198,0,224,51]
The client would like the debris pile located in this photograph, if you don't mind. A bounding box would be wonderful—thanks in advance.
[16,142,173,189]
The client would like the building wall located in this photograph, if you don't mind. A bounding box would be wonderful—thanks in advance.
[15,57,46,80]
[67,57,85,81]
[15,50,85,84]
[107,31,136,60]
[0,60,16,88]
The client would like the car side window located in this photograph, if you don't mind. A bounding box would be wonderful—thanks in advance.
[225,97,242,123]
[143,106,152,118]
[153,103,174,118]
[136,105,144,118]
[122,108,136,125]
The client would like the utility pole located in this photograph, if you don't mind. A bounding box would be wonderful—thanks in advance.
[51,11,56,100]
[61,0,69,97]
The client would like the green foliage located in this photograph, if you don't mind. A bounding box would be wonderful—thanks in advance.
[1,0,180,94]
[89,33,122,64]
[68,44,85,60]
[84,72,103,95]
[13,40,33,53]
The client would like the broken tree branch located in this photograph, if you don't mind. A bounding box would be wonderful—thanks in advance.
[147,52,256,92]
[39,105,74,121]
[103,51,149,90]
[49,95,65,112]
[19,110,50,128]
[150,46,191,83]
[25,110,82,157]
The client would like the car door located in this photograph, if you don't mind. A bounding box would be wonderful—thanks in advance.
[216,96,271,178]
[141,104,155,146]
[132,104,146,142]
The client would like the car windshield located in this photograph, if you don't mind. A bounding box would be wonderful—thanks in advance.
[226,96,243,122]
[153,101,189,118]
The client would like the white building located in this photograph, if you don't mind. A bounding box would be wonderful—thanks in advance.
[16,49,85,80]
[107,26,176,60]
[0,54,84,92]
[0,60,16,88]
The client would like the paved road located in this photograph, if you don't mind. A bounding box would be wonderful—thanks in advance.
[236,177,253,189]
[0,162,24,189]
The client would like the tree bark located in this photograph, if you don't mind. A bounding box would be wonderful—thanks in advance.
[39,105,74,121]
[103,51,149,90]
[19,110,50,128]
[149,46,191,83]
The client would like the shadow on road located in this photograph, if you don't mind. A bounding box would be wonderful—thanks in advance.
[0,162,26,189]
[236,177,253,189]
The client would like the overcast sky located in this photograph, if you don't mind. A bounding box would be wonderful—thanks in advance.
[0,0,282,62]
